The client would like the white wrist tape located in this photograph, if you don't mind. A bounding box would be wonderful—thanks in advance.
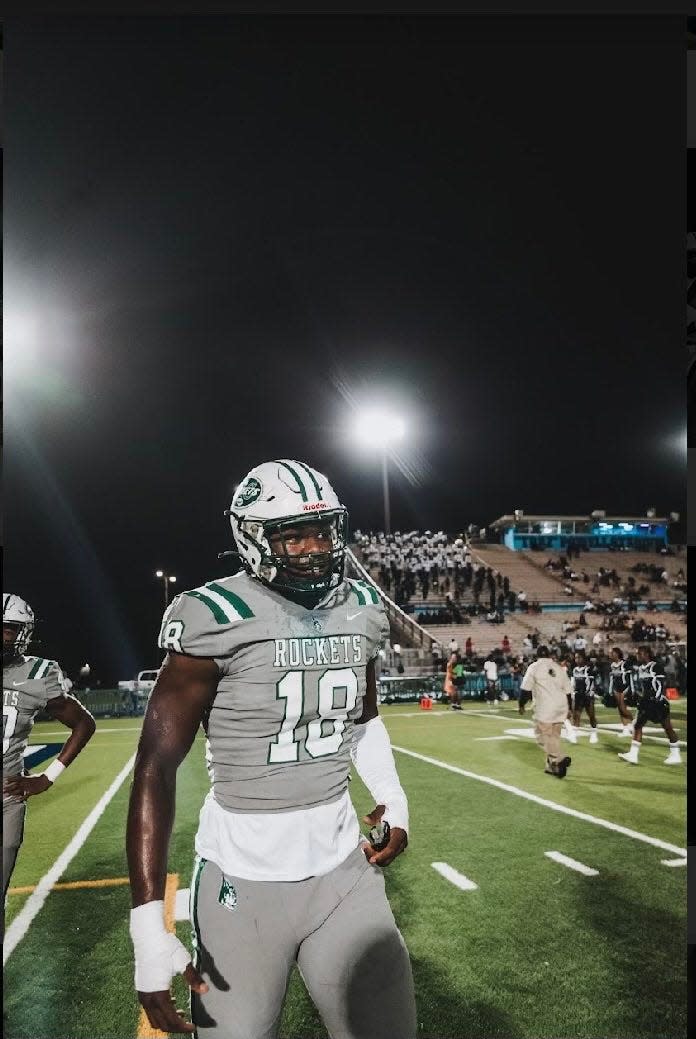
[351,716,409,834]
[43,760,66,784]
[130,900,191,992]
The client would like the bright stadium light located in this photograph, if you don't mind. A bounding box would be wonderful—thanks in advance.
[155,569,164,578]
[351,407,405,534]
[352,407,406,449]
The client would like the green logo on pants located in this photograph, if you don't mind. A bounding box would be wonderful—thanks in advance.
[218,877,238,911]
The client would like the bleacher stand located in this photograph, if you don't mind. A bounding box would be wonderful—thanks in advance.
[351,529,687,699]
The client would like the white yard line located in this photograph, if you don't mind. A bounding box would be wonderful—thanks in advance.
[3,753,137,965]
[389,709,687,748]
[475,735,518,741]
[175,887,190,921]
[34,726,143,737]
[392,746,685,857]
[545,851,598,876]
[431,862,478,891]
[661,858,687,868]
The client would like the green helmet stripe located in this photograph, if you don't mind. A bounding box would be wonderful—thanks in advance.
[275,460,309,502]
[206,582,255,619]
[294,461,323,500]
[184,590,231,625]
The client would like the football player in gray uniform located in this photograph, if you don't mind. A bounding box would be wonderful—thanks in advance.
[127,460,416,1038]
[3,594,96,915]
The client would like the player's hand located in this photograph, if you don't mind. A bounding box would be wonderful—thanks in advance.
[3,774,52,799]
[138,963,209,1034]
[362,804,408,867]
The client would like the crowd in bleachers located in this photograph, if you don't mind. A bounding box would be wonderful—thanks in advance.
[354,529,531,616]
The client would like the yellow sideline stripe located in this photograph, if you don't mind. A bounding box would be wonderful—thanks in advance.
[137,873,181,1039]
[8,876,131,895]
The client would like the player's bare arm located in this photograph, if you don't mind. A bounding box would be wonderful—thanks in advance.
[127,651,218,1034]
[2,694,96,800]
[354,657,408,868]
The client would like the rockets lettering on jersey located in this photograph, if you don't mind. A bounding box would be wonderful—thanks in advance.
[158,573,389,815]
[273,635,363,668]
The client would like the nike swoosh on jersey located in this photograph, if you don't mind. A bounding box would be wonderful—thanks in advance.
[12,681,29,686]
[346,612,363,620]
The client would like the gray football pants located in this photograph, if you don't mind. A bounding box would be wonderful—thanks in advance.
[190,846,417,1039]
[3,798,26,937]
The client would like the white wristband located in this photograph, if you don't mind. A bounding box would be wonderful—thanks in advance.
[351,716,409,834]
[43,760,66,784]
[130,900,192,992]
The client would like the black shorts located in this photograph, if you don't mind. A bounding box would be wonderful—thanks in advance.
[571,691,594,713]
[635,698,670,728]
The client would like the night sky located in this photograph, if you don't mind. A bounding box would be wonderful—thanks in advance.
[4,15,685,682]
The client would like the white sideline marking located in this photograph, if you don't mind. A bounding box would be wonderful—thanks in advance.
[36,726,143,737]
[3,752,137,965]
[431,862,478,891]
[661,858,687,868]
[392,746,686,856]
[545,851,598,876]
[475,735,518,741]
[440,711,688,748]
[175,887,190,920]
[386,711,448,718]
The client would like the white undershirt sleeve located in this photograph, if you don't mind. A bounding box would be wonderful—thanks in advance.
[350,716,409,834]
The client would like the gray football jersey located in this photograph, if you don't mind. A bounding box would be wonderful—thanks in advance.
[158,574,389,813]
[3,656,69,790]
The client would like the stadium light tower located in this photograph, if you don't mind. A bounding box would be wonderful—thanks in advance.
[352,407,405,534]
[155,570,177,609]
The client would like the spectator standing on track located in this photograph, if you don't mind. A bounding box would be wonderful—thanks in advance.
[444,652,462,711]
[501,635,511,654]
[520,647,573,778]
[448,637,459,656]
[483,657,499,705]
[465,636,473,658]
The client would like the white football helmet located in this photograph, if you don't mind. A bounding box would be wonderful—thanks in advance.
[226,460,348,597]
[3,593,35,662]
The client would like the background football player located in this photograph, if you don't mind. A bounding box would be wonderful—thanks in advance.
[127,460,417,1038]
[3,594,96,920]
[570,650,600,744]
[618,646,681,766]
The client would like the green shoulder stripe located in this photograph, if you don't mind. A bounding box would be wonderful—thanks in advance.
[349,582,367,606]
[206,582,255,619]
[184,590,231,625]
[351,579,380,605]
[27,657,49,680]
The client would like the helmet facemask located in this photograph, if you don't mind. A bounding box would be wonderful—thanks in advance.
[232,509,348,601]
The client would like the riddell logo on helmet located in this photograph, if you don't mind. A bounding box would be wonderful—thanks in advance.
[302,501,330,511]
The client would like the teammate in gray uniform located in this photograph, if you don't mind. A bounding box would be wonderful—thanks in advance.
[127,460,417,1038]
[2,594,96,914]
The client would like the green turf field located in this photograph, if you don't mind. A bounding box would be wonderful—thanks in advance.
[3,700,687,1039]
